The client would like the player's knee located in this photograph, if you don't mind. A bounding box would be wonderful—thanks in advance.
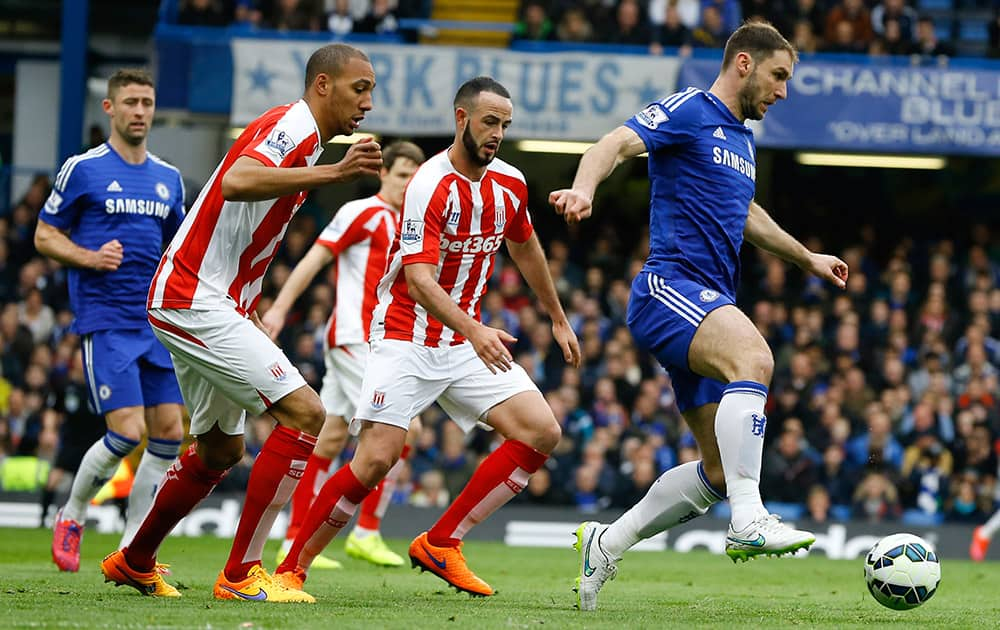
[301,400,326,436]
[353,451,396,487]
[149,421,184,443]
[530,418,562,454]
[744,347,774,384]
[196,436,244,470]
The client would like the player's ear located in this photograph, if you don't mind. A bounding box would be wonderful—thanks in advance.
[101,98,113,115]
[313,72,329,97]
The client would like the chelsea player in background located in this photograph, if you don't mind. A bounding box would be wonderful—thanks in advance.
[35,69,185,573]
[550,21,850,611]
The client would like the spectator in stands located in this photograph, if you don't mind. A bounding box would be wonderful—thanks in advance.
[690,5,727,48]
[792,19,819,54]
[650,1,693,53]
[410,470,450,508]
[265,0,320,31]
[900,429,952,515]
[177,0,231,26]
[824,0,874,51]
[556,6,595,43]
[601,0,655,47]
[871,0,917,41]
[762,425,818,504]
[513,1,556,42]
[989,9,1000,58]
[946,473,987,523]
[787,0,825,41]
[880,19,915,55]
[805,484,833,522]
[915,15,955,59]
[17,288,54,345]
[234,0,263,25]
[355,0,399,35]
[327,0,355,35]
[852,469,902,522]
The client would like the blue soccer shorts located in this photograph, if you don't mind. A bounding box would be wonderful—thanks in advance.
[80,327,183,415]
[626,271,733,412]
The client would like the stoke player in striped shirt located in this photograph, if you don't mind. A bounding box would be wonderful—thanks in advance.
[100,43,383,603]
[273,77,581,597]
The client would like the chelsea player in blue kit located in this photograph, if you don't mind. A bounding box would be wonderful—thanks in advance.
[550,22,849,610]
[35,69,186,572]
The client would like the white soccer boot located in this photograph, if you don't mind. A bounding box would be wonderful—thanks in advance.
[725,513,815,562]
[573,521,619,611]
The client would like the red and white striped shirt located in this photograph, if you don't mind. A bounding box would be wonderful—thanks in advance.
[148,100,322,315]
[370,150,532,347]
[317,194,397,347]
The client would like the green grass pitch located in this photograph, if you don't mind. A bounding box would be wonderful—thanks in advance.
[0,527,994,628]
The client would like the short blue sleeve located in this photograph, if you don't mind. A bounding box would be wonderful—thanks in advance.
[624,99,699,154]
[39,158,88,230]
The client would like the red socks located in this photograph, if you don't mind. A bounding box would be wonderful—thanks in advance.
[276,464,371,573]
[223,426,316,582]
[427,440,546,547]
[285,453,333,541]
[124,444,228,572]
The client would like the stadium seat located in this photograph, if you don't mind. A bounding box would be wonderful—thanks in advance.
[900,509,945,527]
[916,0,955,10]
[958,19,990,42]
[764,502,805,520]
[830,505,853,522]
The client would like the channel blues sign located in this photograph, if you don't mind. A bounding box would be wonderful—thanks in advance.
[231,39,680,139]
[680,59,1000,156]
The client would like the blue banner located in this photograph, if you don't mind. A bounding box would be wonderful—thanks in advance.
[679,59,1000,156]
[231,39,681,140]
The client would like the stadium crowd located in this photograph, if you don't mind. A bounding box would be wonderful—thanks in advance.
[170,0,1000,59]
[2,157,997,528]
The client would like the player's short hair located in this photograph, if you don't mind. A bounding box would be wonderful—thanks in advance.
[382,141,426,170]
[107,68,154,99]
[721,20,798,70]
[453,76,511,112]
[304,43,370,89]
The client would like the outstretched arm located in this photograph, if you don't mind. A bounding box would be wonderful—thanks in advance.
[260,243,334,339]
[505,233,581,368]
[744,200,848,289]
[548,125,646,224]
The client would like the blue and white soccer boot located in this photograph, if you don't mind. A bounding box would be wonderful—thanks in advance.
[573,522,619,611]
[725,513,815,562]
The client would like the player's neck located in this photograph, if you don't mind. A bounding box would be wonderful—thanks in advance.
[709,81,745,123]
[108,135,147,165]
[446,145,486,182]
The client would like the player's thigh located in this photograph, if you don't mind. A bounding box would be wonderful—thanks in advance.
[626,273,736,378]
[315,412,349,459]
[149,308,308,426]
[137,327,185,413]
[352,339,448,435]
[79,330,145,419]
[439,343,545,436]
[688,305,773,384]
[320,343,366,419]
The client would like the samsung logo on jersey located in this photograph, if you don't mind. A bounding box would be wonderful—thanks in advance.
[105,198,172,218]
[712,147,756,182]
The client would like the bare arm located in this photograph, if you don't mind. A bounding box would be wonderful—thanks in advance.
[744,200,849,289]
[505,233,581,367]
[260,243,334,339]
[34,221,122,271]
[405,262,516,373]
[221,138,382,202]
[548,125,647,224]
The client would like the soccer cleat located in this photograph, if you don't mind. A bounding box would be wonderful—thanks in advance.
[408,531,494,597]
[725,513,815,562]
[100,549,181,597]
[155,563,172,576]
[970,526,991,562]
[276,539,343,570]
[572,522,619,612]
[213,565,316,603]
[274,565,308,591]
[346,531,405,567]
[51,508,83,572]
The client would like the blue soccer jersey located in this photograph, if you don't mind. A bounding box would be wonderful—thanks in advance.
[624,87,757,300]
[40,143,185,334]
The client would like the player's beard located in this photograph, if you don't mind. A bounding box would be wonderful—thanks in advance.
[117,120,147,146]
[462,121,493,166]
[737,71,764,121]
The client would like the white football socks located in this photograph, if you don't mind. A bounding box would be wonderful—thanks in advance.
[600,461,724,558]
[715,381,770,531]
[982,509,1000,540]
[62,432,137,523]
[120,437,181,547]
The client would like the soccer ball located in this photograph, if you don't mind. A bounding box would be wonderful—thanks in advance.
[864,533,941,610]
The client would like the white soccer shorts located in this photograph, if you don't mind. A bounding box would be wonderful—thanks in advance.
[351,338,539,435]
[148,308,307,436]
[319,342,367,420]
